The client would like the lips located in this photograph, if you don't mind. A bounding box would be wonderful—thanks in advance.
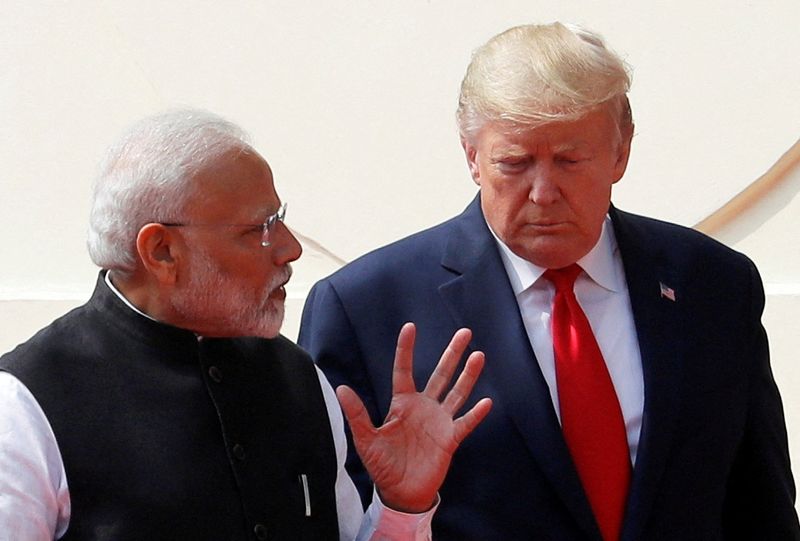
[266,265,292,302]
[270,278,289,299]
[526,221,567,228]
[269,280,289,301]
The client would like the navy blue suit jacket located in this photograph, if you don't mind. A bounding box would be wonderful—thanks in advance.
[299,196,799,540]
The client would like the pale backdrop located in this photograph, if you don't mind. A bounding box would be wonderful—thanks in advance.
[1,0,798,503]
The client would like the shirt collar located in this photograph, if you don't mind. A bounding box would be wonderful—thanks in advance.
[489,215,622,296]
[104,271,158,322]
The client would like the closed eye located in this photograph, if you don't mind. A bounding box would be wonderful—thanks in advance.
[556,154,590,165]
[495,157,530,173]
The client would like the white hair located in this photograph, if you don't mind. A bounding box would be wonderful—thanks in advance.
[457,22,632,142]
[87,109,252,275]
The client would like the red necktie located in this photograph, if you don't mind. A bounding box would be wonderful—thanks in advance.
[544,264,630,541]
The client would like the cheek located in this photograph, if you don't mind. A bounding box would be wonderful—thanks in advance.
[481,186,528,236]
[490,183,530,215]
[567,179,614,227]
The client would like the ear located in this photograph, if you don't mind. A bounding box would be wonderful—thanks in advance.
[611,125,633,184]
[461,137,481,186]
[136,223,181,285]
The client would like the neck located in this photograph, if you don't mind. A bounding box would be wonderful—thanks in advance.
[108,269,171,323]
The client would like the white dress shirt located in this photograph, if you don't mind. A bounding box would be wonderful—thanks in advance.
[0,274,435,541]
[490,216,645,464]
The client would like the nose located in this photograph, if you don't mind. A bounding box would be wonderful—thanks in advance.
[271,221,303,264]
[527,163,560,205]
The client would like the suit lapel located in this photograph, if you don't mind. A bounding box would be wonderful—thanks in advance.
[610,207,687,541]
[437,196,601,539]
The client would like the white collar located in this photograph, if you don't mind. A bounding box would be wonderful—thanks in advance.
[104,271,158,321]
[488,215,623,295]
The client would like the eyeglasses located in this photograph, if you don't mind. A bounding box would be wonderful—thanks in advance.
[162,202,287,248]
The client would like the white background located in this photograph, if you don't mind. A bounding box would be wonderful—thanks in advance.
[1,0,799,505]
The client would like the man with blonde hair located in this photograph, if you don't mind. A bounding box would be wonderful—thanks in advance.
[300,23,799,539]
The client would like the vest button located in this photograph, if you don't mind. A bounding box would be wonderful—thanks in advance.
[232,443,246,461]
[208,366,223,383]
[253,523,268,540]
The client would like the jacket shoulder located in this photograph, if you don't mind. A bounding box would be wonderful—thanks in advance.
[0,303,90,373]
[612,207,757,270]
[322,212,463,287]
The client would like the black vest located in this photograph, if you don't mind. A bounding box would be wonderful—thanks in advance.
[0,273,339,540]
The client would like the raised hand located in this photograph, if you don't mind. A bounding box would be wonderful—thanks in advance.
[336,322,492,513]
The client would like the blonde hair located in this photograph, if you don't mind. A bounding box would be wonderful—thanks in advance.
[457,22,632,142]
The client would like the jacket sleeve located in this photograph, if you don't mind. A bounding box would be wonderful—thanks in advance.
[721,261,800,539]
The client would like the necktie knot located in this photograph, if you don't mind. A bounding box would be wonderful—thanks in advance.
[543,263,583,292]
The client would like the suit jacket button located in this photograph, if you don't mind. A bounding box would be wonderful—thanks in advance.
[208,366,223,383]
[233,443,246,461]
[253,523,268,540]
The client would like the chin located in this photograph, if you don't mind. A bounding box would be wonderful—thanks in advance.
[253,308,285,339]
[513,235,591,269]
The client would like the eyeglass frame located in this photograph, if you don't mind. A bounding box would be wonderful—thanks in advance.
[161,202,287,247]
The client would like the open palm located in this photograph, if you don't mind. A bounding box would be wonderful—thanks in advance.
[336,323,492,513]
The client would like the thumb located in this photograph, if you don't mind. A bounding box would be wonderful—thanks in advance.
[336,385,376,445]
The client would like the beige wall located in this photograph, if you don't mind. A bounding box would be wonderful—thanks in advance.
[1,0,798,501]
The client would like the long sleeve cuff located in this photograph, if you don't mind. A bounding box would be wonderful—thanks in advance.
[355,489,439,541]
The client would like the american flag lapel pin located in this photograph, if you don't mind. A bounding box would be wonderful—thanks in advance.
[659,282,676,302]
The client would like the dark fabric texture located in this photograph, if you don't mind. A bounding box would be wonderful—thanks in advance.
[299,195,800,541]
[1,273,339,541]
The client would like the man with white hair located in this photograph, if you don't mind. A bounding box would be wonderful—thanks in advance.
[299,23,800,540]
[0,109,492,540]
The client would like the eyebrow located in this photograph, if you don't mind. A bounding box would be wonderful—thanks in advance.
[552,142,587,153]
[489,143,588,160]
[250,202,281,224]
[489,144,527,157]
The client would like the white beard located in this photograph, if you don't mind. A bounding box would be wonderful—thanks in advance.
[170,246,290,339]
